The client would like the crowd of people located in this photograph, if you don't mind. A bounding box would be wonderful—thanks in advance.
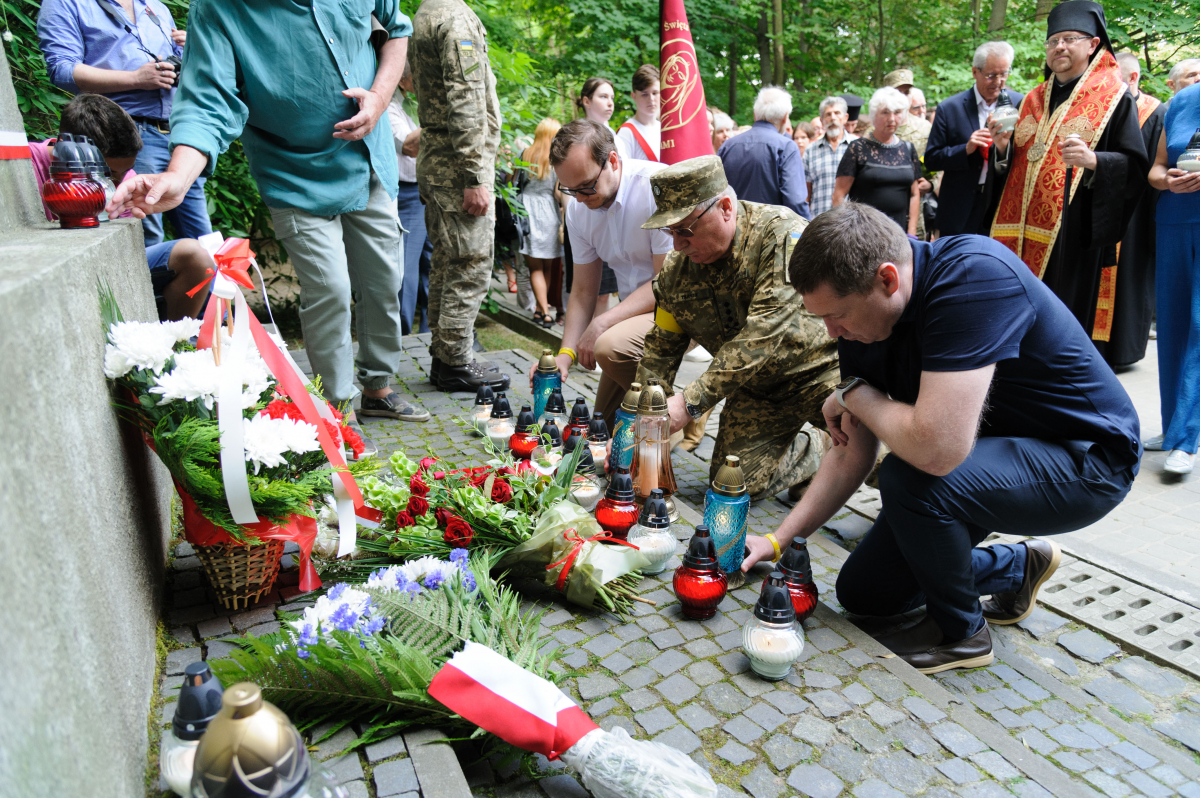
[27,0,1200,674]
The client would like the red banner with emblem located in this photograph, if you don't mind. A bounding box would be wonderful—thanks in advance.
[659,0,710,163]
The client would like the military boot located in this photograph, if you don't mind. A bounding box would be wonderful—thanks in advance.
[437,360,511,393]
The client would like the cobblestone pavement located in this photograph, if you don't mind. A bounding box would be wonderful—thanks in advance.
[158,337,1200,798]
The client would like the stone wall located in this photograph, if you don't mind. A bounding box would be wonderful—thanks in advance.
[0,44,172,798]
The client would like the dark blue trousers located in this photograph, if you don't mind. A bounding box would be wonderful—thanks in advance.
[836,437,1135,641]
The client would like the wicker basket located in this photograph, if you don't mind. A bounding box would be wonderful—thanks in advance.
[194,539,285,610]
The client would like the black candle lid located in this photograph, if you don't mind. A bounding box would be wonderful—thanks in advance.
[588,412,609,441]
[474,383,494,407]
[569,397,591,425]
[605,466,635,502]
[50,133,89,175]
[755,571,797,623]
[490,392,512,419]
[545,388,566,415]
[778,537,813,583]
[173,662,225,741]
[540,418,563,447]
[640,488,671,529]
[1188,127,1200,151]
[995,90,1014,108]
[681,525,719,569]
[517,404,537,432]
[564,429,595,472]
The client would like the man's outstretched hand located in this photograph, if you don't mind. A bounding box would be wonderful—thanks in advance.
[741,534,778,573]
[108,171,191,219]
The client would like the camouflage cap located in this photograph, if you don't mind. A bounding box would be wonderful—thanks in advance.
[883,68,914,89]
[641,155,729,229]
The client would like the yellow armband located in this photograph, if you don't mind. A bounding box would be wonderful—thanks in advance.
[765,533,783,563]
[654,306,683,334]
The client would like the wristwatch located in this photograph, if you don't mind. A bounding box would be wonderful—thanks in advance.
[834,377,868,409]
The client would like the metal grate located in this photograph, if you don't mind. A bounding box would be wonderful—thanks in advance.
[1039,555,1200,678]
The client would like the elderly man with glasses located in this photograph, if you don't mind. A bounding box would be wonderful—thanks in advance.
[634,155,840,506]
[530,120,674,431]
[925,41,1024,237]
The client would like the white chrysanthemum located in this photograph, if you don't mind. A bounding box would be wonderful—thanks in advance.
[103,321,179,378]
[150,347,273,409]
[160,318,203,343]
[242,414,320,472]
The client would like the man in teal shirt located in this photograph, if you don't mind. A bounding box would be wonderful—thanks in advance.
[110,0,430,431]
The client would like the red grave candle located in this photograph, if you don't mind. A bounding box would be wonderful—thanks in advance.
[777,537,819,622]
[673,525,728,619]
[594,466,639,540]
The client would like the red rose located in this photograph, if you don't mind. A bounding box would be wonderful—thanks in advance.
[395,510,415,528]
[433,471,446,480]
[418,456,439,473]
[409,474,429,497]
[407,496,430,516]
[434,507,453,529]
[469,471,488,488]
[443,514,474,548]
[490,478,513,504]
[516,459,535,475]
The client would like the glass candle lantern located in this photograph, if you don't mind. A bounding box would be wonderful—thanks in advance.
[532,349,562,421]
[485,393,515,452]
[607,382,642,473]
[539,388,569,430]
[161,661,224,797]
[471,383,494,436]
[777,537,819,622]
[673,525,728,619]
[41,133,106,229]
[1179,128,1200,173]
[742,571,805,680]
[595,466,639,540]
[567,397,591,440]
[510,405,540,460]
[991,91,1020,134]
[587,412,610,472]
[629,379,680,521]
[564,429,602,511]
[703,455,751,575]
[627,488,677,575]
[82,142,116,222]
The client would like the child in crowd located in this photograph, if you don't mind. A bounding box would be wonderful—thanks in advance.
[29,94,211,320]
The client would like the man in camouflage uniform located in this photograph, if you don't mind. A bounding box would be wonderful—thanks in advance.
[412,0,509,392]
[634,156,841,499]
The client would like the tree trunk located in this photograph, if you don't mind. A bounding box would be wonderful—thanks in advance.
[970,0,981,35]
[757,9,772,86]
[772,0,785,87]
[875,0,885,86]
[728,37,738,116]
[987,0,1008,32]
[1034,0,1057,22]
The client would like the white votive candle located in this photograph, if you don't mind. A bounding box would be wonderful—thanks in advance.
[487,421,514,451]
[742,623,805,680]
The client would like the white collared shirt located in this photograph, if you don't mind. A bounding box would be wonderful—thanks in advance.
[387,95,419,184]
[615,118,661,161]
[565,158,674,300]
[974,86,998,184]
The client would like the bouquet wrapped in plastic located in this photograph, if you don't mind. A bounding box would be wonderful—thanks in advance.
[429,642,717,797]
[497,503,652,615]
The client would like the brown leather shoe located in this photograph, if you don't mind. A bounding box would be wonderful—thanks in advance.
[874,614,945,656]
[900,624,994,674]
[981,539,1062,625]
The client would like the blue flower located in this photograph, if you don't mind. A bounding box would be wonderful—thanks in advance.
[298,623,318,647]
[363,616,385,635]
[449,549,468,566]
[329,604,359,632]
[328,583,348,601]
[404,582,423,597]
[461,571,477,592]
[297,648,311,660]
[423,572,445,590]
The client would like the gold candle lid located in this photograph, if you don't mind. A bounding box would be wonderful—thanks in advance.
[711,455,747,497]
[537,348,559,373]
[191,682,309,797]
[620,382,644,413]
[637,378,669,416]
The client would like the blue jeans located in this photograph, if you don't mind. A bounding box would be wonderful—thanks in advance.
[397,181,431,334]
[134,122,213,246]
[1156,221,1200,454]
[836,437,1134,641]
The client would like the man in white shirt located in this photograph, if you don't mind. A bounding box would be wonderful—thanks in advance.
[615,64,661,163]
[528,119,672,429]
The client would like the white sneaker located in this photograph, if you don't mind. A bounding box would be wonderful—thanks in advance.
[1164,449,1194,474]
[1143,434,1165,451]
[684,345,714,362]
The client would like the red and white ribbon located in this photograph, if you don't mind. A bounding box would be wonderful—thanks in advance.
[428,642,599,760]
[0,131,31,160]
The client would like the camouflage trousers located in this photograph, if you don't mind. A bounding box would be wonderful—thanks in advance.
[709,365,841,499]
[424,187,495,365]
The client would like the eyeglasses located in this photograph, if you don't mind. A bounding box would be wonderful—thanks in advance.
[559,161,607,196]
[1044,35,1092,50]
[659,200,717,237]
[910,104,927,112]
[976,69,1011,81]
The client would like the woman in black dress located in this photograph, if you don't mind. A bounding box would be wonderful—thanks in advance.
[831,87,923,235]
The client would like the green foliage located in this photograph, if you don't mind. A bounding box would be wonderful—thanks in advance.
[210,556,558,748]
[3,0,71,137]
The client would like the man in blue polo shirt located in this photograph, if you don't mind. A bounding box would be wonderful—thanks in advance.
[741,202,1140,674]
